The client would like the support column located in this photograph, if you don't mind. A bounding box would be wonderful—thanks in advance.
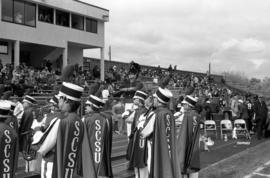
[53,9,56,24]
[62,43,68,69]
[14,40,20,67]
[100,47,105,81]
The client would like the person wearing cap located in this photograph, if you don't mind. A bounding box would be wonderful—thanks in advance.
[37,82,84,178]
[126,90,148,136]
[29,95,61,173]
[31,95,60,146]
[0,100,19,178]
[125,90,148,177]
[78,85,113,178]
[40,95,61,132]
[18,95,37,165]
[140,86,180,178]
[13,97,24,127]
[177,95,201,178]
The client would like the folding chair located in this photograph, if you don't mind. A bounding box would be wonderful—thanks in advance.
[220,119,232,139]
[204,120,217,139]
[233,119,250,139]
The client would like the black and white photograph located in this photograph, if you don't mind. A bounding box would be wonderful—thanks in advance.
[0,0,270,178]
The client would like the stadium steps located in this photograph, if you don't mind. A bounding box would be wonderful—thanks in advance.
[15,133,134,178]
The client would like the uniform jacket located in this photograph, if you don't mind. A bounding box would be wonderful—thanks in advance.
[0,121,19,178]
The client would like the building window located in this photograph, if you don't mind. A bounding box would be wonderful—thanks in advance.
[14,0,25,24]
[1,0,36,27]
[2,0,13,22]
[38,5,54,24]
[86,18,98,33]
[25,3,36,26]
[0,41,8,54]
[72,14,84,30]
[56,10,69,27]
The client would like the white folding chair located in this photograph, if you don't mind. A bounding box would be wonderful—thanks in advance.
[204,120,217,139]
[234,119,250,139]
[220,119,232,139]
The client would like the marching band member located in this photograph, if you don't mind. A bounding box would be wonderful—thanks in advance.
[37,82,84,178]
[126,90,148,177]
[13,97,24,127]
[30,95,60,173]
[140,75,180,178]
[177,95,201,178]
[18,95,37,172]
[79,83,113,178]
[0,100,19,178]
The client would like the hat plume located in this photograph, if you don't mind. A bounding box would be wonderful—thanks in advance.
[61,64,75,82]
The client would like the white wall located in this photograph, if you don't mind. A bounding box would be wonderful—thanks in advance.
[0,41,12,65]
[0,21,105,48]
[0,0,107,48]
[68,45,83,66]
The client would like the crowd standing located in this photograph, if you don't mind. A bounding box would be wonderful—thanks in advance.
[0,60,269,178]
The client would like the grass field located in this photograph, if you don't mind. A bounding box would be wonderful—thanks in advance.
[200,138,270,178]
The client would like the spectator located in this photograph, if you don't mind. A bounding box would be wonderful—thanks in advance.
[111,97,125,134]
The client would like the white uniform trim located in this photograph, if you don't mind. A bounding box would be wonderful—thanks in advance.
[140,112,156,138]
[38,119,60,157]
[58,91,81,101]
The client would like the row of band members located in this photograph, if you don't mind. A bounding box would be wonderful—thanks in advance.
[0,81,201,178]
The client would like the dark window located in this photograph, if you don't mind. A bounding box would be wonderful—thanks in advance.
[14,0,25,24]
[2,0,13,22]
[72,14,84,30]
[38,5,53,24]
[25,3,36,26]
[56,10,69,27]
[0,41,8,54]
[86,18,97,33]
[1,0,36,27]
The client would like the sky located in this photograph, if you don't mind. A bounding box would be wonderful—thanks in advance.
[82,0,270,79]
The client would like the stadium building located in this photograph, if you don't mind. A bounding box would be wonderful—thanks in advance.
[0,0,109,79]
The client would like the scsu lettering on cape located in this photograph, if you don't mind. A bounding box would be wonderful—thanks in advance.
[95,120,102,163]
[3,130,12,178]
[65,121,80,178]
[165,114,171,158]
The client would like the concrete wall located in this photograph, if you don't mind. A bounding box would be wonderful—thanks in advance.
[0,41,12,65]
[68,45,83,66]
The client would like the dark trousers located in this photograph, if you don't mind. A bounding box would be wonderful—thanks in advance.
[245,118,252,132]
[256,119,266,139]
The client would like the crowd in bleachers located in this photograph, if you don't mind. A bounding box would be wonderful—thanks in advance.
[1,59,211,97]
[1,59,269,140]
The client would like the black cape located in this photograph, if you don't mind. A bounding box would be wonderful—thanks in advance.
[18,107,35,152]
[0,121,19,178]
[51,112,84,178]
[127,107,146,161]
[177,109,201,174]
[150,106,181,178]
[5,115,18,133]
[127,107,148,168]
[79,112,113,178]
